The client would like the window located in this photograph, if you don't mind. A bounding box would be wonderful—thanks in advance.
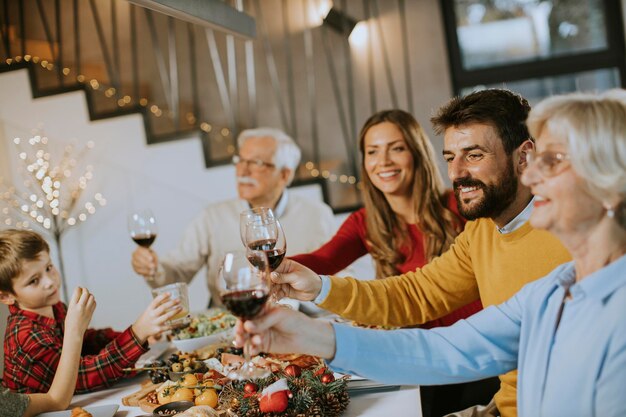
[441,0,625,97]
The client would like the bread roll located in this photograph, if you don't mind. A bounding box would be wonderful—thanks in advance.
[70,407,93,417]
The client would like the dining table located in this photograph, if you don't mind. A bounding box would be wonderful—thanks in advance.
[69,376,423,417]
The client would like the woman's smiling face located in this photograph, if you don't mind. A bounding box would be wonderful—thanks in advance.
[363,121,415,198]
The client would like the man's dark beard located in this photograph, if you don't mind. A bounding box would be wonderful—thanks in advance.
[453,159,518,220]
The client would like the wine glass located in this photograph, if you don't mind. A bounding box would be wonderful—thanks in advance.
[239,207,275,246]
[244,219,287,305]
[244,219,287,272]
[219,250,272,380]
[128,209,158,281]
[128,209,158,248]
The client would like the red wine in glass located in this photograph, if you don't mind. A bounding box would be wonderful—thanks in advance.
[128,210,158,248]
[128,210,158,280]
[219,250,271,380]
[247,240,286,271]
[222,289,269,320]
[266,249,286,271]
[132,233,157,248]
[245,220,287,272]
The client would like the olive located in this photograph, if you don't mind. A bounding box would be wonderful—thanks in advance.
[182,358,192,368]
[183,366,193,373]
[171,362,183,372]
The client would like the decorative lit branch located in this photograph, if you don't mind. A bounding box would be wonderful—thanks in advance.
[0,132,106,302]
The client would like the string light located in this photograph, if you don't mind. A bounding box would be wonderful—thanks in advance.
[0,132,106,235]
[3,55,360,186]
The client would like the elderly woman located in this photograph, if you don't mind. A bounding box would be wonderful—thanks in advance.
[236,89,626,417]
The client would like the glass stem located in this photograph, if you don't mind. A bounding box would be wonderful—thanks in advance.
[269,271,279,303]
[243,330,253,365]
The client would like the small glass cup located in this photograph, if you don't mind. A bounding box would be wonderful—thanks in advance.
[151,282,191,329]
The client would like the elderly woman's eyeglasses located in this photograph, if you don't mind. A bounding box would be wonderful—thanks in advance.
[232,155,276,171]
[526,150,570,177]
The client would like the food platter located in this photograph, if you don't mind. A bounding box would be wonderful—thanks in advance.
[123,343,350,417]
[171,328,233,353]
[170,309,236,353]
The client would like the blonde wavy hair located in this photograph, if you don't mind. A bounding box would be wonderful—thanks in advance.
[527,89,626,229]
[359,110,463,278]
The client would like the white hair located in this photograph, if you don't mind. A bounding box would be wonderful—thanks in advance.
[527,89,626,225]
[237,127,301,185]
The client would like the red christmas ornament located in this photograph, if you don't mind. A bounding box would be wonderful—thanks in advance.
[320,373,335,383]
[259,379,291,413]
[314,367,327,376]
[259,390,290,413]
[284,364,302,377]
[244,382,258,394]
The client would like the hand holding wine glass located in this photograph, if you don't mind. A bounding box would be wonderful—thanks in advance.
[219,250,272,380]
[129,210,159,280]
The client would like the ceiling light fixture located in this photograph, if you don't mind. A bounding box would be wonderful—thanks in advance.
[323,7,359,37]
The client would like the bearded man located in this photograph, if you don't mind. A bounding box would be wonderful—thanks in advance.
[272,89,572,417]
[131,127,335,309]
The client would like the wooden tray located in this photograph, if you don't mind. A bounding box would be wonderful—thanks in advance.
[138,395,160,413]
[121,379,161,412]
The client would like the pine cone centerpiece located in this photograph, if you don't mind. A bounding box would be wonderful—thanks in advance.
[322,392,349,416]
[244,408,262,417]
[217,367,349,416]
[308,405,324,417]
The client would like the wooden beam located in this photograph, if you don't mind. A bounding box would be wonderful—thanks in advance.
[126,0,256,39]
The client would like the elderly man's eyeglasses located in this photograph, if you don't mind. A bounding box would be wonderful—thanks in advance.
[526,150,570,177]
[232,155,275,171]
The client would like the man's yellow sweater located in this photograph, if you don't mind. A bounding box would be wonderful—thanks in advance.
[319,218,571,417]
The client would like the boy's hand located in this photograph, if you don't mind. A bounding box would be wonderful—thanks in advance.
[132,247,159,278]
[65,287,96,338]
[132,293,182,343]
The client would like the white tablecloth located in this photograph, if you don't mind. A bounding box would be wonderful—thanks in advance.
[70,377,422,417]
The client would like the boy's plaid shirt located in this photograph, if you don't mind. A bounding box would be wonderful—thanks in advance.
[2,302,148,393]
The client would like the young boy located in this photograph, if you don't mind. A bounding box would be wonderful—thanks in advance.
[1,286,95,417]
[0,229,182,393]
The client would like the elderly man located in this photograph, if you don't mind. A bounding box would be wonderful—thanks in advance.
[272,89,572,417]
[132,127,335,308]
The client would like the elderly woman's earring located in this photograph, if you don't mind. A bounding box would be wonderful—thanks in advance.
[605,204,616,219]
